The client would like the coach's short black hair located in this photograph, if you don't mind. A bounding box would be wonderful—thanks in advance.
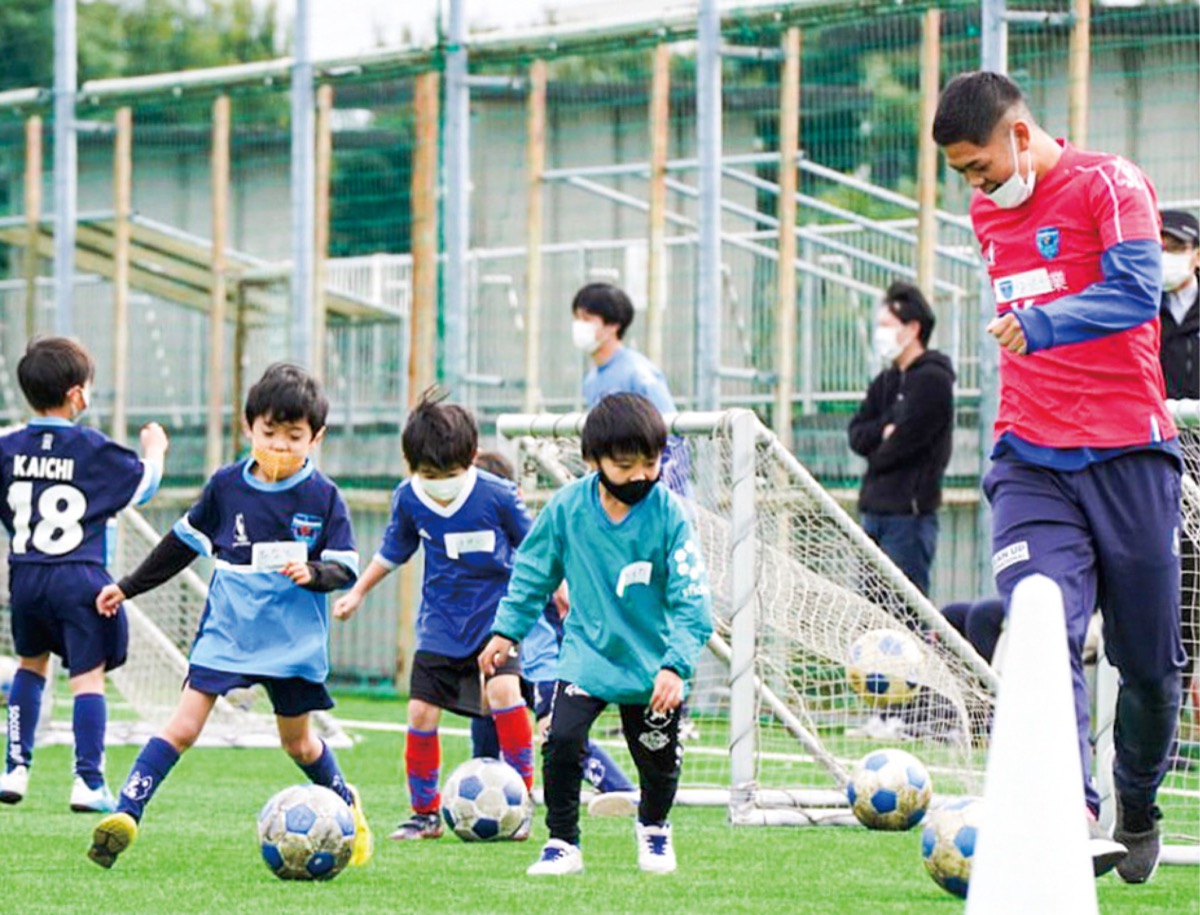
[17,337,95,412]
[571,283,635,339]
[933,71,1028,147]
[884,281,936,346]
[581,393,667,462]
[474,450,515,483]
[243,362,329,433]
[402,387,478,472]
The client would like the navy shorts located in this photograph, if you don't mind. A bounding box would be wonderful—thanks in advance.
[9,563,126,675]
[186,665,334,718]
[409,640,521,719]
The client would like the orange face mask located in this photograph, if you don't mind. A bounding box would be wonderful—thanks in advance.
[252,448,306,482]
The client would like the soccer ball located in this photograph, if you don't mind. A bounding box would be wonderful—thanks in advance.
[921,797,984,899]
[846,748,933,830]
[257,784,356,881]
[441,757,532,842]
[0,656,17,706]
[846,628,924,707]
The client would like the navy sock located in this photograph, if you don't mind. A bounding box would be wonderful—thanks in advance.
[116,736,180,821]
[6,669,45,771]
[298,740,354,807]
[73,693,107,790]
[584,740,636,793]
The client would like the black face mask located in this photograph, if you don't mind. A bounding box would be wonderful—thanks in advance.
[598,469,658,506]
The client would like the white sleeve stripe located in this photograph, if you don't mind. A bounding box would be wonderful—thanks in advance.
[372,552,398,571]
[122,459,162,511]
[172,515,213,557]
[321,549,360,575]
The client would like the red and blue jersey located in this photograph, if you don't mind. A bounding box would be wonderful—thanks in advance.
[970,141,1176,465]
[0,418,159,567]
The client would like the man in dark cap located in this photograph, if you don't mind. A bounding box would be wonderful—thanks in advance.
[1159,210,1198,401]
[848,280,955,597]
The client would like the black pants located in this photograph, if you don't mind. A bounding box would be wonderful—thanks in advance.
[542,681,682,844]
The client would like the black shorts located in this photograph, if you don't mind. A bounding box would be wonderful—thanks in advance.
[186,665,334,718]
[409,641,521,719]
[9,563,126,676]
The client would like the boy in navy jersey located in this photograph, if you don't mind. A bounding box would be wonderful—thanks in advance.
[480,393,713,876]
[333,391,535,841]
[0,337,167,812]
[86,363,371,869]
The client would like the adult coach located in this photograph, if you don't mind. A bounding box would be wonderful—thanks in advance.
[933,71,1184,884]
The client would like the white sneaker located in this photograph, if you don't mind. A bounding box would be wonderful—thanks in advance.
[588,790,639,818]
[636,821,677,874]
[527,838,584,876]
[70,777,117,813]
[0,765,29,804]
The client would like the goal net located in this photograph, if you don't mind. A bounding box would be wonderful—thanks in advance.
[499,409,998,826]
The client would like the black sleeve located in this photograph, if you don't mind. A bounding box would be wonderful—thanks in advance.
[847,374,888,457]
[117,530,199,599]
[301,561,355,593]
[866,370,954,474]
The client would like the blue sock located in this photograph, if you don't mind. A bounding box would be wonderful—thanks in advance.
[584,740,636,792]
[471,715,500,759]
[298,740,354,807]
[73,693,107,790]
[6,669,45,771]
[116,736,180,822]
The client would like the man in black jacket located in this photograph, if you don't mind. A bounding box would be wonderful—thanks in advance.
[848,281,954,596]
[1159,210,1198,401]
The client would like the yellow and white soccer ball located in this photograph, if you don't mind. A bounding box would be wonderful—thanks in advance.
[921,797,984,899]
[846,748,933,830]
[846,628,924,707]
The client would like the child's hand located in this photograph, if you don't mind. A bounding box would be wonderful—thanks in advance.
[478,635,515,677]
[552,583,570,619]
[279,561,313,586]
[649,668,683,714]
[140,421,169,454]
[333,591,363,621]
[96,584,127,617]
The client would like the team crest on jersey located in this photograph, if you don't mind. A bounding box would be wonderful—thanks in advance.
[232,513,251,547]
[1035,227,1060,260]
[290,513,323,547]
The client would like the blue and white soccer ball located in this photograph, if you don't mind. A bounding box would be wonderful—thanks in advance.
[257,784,356,881]
[0,655,17,706]
[846,748,933,830]
[846,628,924,707]
[921,797,984,898]
[441,757,532,842]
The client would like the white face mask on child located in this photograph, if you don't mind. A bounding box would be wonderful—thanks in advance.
[420,472,469,503]
[571,319,602,354]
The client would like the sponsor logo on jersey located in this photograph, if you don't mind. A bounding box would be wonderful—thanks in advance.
[40,433,53,451]
[232,513,251,547]
[1035,226,1060,260]
[290,513,323,548]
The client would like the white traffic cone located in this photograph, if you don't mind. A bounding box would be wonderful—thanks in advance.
[966,574,1098,915]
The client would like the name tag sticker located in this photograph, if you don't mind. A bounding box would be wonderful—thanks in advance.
[252,540,309,572]
[993,268,1053,304]
[616,561,654,598]
[444,530,496,559]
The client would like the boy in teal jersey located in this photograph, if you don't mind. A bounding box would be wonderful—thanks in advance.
[479,393,713,876]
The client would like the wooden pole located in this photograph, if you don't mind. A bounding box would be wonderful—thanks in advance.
[916,8,941,303]
[773,28,800,448]
[523,59,547,412]
[111,107,132,445]
[206,95,230,476]
[230,283,248,456]
[646,43,670,366]
[410,71,440,406]
[1068,0,1090,149]
[313,83,334,380]
[24,116,43,339]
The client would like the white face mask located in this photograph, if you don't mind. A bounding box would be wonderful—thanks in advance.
[571,319,602,354]
[985,130,1036,210]
[1162,251,1196,292]
[420,472,468,503]
[873,325,905,364]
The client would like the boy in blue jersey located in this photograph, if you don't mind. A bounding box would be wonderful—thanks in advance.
[479,393,714,876]
[468,452,637,814]
[85,363,371,869]
[0,337,167,812]
[332,392,536,841]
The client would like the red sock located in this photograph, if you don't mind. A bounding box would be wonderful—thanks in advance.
[492,704,535,792]
[405,728,441,814]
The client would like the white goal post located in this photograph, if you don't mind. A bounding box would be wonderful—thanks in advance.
[499,408,999,826]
